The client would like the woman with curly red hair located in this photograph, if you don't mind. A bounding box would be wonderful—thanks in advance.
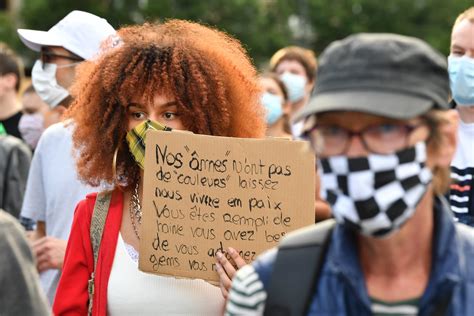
[53,20,265,315]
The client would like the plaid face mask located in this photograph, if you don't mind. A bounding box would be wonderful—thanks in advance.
[319,141,432,238]
[126,120,172,169]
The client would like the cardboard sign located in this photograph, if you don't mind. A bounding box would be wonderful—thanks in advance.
[139,131,315,282]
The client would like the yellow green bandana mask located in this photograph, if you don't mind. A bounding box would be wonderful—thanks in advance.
[126,120,172,169]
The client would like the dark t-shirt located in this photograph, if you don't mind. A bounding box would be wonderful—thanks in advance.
[0,111,23,140]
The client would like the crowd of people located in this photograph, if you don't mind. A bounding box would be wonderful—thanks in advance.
[0,5,473,316]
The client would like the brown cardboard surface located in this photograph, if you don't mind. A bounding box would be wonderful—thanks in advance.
[139,131,315,282]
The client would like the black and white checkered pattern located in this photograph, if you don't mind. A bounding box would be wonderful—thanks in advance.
[319,142,432,237]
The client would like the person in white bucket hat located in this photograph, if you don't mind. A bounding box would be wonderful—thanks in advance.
[17,11,116,305]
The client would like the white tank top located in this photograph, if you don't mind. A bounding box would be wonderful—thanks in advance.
[107,234,224,315]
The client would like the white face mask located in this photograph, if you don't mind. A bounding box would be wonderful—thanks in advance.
[18,112,44,149]
[32,60,70,108]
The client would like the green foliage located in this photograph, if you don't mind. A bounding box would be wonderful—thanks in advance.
[16,0,293,67]
[304,0,473,56]
[140,0,294,66]
[0,12,22,52]
[13,0,474,69]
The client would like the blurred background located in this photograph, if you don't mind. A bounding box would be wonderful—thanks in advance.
[1,0,472,72]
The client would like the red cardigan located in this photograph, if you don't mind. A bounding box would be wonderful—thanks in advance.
[53,190,123,316]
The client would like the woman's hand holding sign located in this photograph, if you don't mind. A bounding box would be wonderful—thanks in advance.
[215,247,247,299]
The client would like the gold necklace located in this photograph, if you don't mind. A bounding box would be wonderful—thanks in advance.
[129,182,142,240]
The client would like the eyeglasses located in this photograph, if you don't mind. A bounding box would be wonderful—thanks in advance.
[40,50,83,68]
[307,123,425,156]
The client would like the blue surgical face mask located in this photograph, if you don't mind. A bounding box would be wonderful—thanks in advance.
[448,55,474,106]
[261,92,284,125]
[279,72,307,103]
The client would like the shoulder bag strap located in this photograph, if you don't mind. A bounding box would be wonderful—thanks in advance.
[87,191,112,316]
[264,219,336,316]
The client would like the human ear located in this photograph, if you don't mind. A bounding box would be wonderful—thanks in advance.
[432,110,459,167]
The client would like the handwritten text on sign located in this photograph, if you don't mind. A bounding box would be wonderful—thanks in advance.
[139,131,315,282]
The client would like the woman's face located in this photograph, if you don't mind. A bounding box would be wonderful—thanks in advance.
[275,59,307,79]
[22,92,49,115]
[275,59,314,98]
[127,94,185,131]
[260,77,286,100]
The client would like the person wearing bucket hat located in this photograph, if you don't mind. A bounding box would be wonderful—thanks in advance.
[226,33,474,315]
[17,11,116,305]
[448,7,474,226]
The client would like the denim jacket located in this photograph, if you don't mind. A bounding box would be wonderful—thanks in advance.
[254,196,474,315]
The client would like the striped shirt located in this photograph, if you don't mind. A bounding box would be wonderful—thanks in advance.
[225,265,266,315]
[371,297,419,316]
[226,265,421,316]
[450,166,473,214]
[450,120,474,224]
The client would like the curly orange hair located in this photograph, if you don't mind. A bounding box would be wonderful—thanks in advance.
[67,20,265,189]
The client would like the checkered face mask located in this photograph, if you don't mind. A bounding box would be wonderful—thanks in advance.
[319,141,432,238]
[126,120,172,169]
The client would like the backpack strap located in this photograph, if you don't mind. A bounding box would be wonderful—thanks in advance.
[87,191,112,316]
[264,219,336,316]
